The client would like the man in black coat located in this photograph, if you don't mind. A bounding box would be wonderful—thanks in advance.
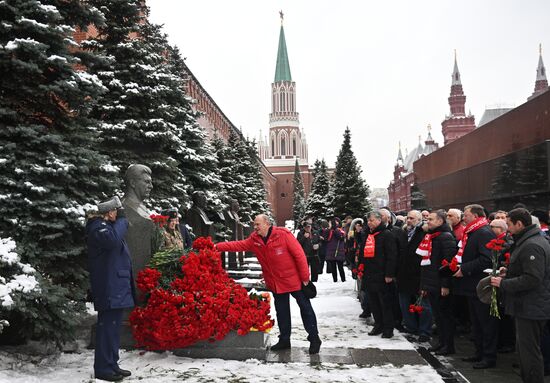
[381,208,407,331]
[491,208,550,383]
[396,210,429,339]
[421,210,458,355]
[452,204,497,369]
[360,210,398,338]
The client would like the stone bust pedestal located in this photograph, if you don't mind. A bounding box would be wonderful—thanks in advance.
[121,164,154,290]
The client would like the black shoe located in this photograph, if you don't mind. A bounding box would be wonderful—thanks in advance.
[418,335,431,343]
[394,324,405,332]
[270,339,291,351]
[308,335,322,355]
[473,360,496,369]
[94,373,123,382]
[359,311,371,319]
[428,343,444,352]
[381,331,394,339]
[462,355,482,363]
[368,328,383,336]
[435,346,455,356]
[114,367,131,377]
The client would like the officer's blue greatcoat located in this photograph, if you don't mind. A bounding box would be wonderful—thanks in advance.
[87,217,135,311]
[87,216,135,377]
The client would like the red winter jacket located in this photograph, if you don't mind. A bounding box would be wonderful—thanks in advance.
[216,227,310,294]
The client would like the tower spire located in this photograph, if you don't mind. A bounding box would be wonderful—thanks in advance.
[397,141,403,162]
[529,43,549,100]
[441,50,475,145]
[536,43,547,82]
[274,11,292,82]
[452,49,461,85]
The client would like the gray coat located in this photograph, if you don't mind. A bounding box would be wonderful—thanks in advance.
[501,225,550,320]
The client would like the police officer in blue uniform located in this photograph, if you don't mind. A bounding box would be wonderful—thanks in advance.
[87,196,135,381]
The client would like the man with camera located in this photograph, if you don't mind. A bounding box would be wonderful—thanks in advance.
[87,196,135,382]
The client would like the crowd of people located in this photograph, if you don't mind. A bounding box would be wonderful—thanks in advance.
[296,204,550,383]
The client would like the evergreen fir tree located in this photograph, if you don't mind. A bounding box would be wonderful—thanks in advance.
[292,159,306,224]
[213,131,271,223]
[243,138,272,218]
[85,1,191,210]
[410,183,429,211]
[0,0,117,345]
[331,127,372,218]
[305,159,331,219]
[166,45,225,214]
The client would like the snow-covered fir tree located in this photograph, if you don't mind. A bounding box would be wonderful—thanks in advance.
[213,131,271,223]
[0,0,118,345]
[331,127,372,218]
[243,139,272,219]
[305,159,331,219]
[85,1,194,210]
[166,45,226,214]
[215,130,249,214]
[292,159,306,224]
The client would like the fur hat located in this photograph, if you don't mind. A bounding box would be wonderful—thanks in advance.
[161,208,179,220]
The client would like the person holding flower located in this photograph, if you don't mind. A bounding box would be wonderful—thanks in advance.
[451,204,497,369]
[490,208,550,383]
[489,218,516,354]
[420,210,458,355]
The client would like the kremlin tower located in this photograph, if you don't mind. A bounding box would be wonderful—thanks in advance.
[258,12,312,225]
[441,52,476,145]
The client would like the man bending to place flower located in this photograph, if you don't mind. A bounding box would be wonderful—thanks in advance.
[215,214,322,354]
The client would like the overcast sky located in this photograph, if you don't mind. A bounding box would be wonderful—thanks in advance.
[147,0,550,189]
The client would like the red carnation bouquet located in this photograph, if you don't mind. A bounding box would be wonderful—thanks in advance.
[485,238,506,319]
[150,214,169,254]
[129,236,273,350]
[409,294,424,314]
[352,263,365,279]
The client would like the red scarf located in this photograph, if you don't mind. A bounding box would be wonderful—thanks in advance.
[363,231,380,258]
[416,232,442,266]
[454,217,488,264]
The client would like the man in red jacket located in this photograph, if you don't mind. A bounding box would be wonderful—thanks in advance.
[216,214,321,354]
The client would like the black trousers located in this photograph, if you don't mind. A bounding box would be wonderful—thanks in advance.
[428,292,455,349]
[468,296,498,362]
[368,284,395,332]
[307,256,319,282]
[326,260,345,282]
[273,290,318,341]
[95,308,123,376]
[516,317,546,383]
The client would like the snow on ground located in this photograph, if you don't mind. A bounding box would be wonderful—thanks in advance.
[268,269,414,350]
[0,267,443,382]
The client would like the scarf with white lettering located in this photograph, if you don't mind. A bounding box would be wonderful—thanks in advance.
[416,232,442,266]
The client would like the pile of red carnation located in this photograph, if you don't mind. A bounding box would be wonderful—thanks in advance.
[129,237,273,350]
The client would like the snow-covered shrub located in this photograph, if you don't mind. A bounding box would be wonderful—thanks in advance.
[0,237,41,308]
[0,237,41,342]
